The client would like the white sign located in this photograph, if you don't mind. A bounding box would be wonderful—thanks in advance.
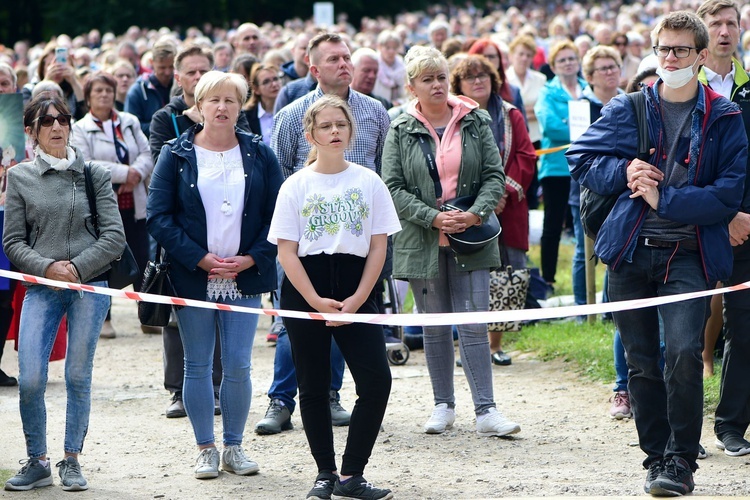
[568,100,592,142]
[314,2,335,28]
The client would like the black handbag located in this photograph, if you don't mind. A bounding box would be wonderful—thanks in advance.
[138,245,175,327]
[83,162,140,289]
[440,196,501,254]
[417,135,501,254]
[579,91,650,240]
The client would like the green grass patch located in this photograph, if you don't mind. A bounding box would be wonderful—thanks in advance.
[0,469,13,484]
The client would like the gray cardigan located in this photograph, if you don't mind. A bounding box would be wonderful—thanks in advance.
[2,147,126,283]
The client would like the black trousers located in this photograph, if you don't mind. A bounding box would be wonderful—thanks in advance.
[540,175,571,283]
[281,253,391,476]
[715,256,750,438]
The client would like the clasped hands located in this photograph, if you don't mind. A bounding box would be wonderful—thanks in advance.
[310,294,364,327]
[433,210,480,234]
[44,261,79,290]
[198,252,255,280]
[626,149,661,210]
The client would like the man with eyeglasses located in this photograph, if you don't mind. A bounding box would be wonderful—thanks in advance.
[567,11,747,497]
[697,0,750,460]
[148,45,251,420]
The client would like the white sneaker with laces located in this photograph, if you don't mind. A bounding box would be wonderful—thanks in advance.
[221,445,259,476]
[194,447,220,479]
[424,403,455,434]
[476,407,521,437]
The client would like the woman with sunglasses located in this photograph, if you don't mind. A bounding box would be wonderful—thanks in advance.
[3,93,126,492]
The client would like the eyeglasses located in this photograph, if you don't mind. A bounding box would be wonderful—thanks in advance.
[259,75,281,86]
[593,64,620,74]
[466,73,490,83]
[653,45,697,58]
[483,53,500,60]
[316,120,350,132]
[613,41,628,47]
[555,56,578,65]
[35,114,72,127]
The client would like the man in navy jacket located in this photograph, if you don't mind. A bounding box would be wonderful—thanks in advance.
[567,11,747,497]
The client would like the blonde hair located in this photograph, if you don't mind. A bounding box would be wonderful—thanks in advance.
[194,70,249,108]
[581,45,622,78]
[404,45,448,83]
[303,94,355,166]
[548,40,578,69]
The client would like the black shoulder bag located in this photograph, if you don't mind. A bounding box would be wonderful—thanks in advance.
[579,91,650,240]
[83,162,140,289]
[416,134,502,254]
[138,244,175,327]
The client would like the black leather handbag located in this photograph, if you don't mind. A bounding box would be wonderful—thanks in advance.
[138,245,175,327]
[440,196,501,254]
[83,163,140,289]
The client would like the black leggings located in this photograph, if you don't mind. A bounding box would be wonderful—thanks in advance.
[281,253,392,476]
[540,175,571,283]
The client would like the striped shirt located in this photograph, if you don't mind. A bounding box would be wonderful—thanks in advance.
[271,86,391,178]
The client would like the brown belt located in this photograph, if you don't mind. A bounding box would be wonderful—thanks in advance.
[639,237,698,251]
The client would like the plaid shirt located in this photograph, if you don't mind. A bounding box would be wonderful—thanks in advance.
[271,86,391,178]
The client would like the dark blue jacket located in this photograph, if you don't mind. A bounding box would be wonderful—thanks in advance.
[566,81,748,283]
[147,125,283,300]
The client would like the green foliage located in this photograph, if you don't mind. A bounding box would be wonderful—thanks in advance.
[0,469,12,484]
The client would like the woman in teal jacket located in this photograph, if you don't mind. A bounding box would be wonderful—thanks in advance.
[534,40,588,288]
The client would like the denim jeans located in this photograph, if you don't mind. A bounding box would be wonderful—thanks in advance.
[410,247,495,415]
[613,329,628,392]
[608,244,710,470]
[269,258,345,413]
[18,282,110,458]
[570,205,586,306]
[175,294,261,447]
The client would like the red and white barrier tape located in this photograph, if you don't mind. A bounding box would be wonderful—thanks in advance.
[1,269,747,327]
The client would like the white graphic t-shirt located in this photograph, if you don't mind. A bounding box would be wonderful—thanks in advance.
[268,163,401,258]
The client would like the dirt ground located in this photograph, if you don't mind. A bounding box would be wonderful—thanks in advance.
[1,294,750,499]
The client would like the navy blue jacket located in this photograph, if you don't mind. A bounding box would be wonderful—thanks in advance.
[567,81,748,283]
[147,125,283,300]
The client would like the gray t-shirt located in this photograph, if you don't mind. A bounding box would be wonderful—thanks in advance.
[640,95,698,241]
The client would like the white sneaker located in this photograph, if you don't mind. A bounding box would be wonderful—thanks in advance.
[221,445,259,476]
[424,403,455,434]
[194,447,220,479]
[476,407,521,437]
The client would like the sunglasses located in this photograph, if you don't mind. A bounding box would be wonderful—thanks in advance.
[35,114,72,127]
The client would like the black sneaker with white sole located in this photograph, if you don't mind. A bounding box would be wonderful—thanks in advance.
[715,433,750,456]
[649,456,694,497]
[331,476,393,500]
[307,472,338,499]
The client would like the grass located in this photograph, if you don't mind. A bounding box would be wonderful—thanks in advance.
[0,469,12,484]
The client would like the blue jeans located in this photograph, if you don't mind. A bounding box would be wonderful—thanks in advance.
[613,329,628,392]
[410,247,495,415]
[570,205,586,306]
[176,294,261,447]
[608,244,710,470]
[269,259,345,413]
[18,282,110,458]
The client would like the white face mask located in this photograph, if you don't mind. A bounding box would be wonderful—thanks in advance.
[656,57,700,89]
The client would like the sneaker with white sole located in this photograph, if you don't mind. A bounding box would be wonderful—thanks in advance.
[194,447,220,479]
[716,434,750,457]
[56,456,88,491]
[331,475,393,500]
[307,472,338,499]
[4,458,53,491]
[329,390,351,427]
[476,407,521,437]
[609,391,632,419]
[221,445,259,475]
[424,403,455,434]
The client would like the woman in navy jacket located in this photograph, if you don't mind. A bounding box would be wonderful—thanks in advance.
[147,71,282,480]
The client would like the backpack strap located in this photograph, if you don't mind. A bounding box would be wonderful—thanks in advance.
[627,91,651,161]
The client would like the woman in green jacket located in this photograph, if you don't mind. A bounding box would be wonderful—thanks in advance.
[382,45,521,438]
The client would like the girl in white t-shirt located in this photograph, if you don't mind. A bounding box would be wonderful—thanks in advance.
[268,95,400,500]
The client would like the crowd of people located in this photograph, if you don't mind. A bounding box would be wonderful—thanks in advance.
[1,0,750,497]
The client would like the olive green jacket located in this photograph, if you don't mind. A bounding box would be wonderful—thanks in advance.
[382,103,505,279]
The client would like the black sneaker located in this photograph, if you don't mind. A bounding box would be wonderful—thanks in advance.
[331,476,393,500]
[643,459,663,494]
[716,433,750,457]
[649,456,694,497]
[307,472,337,499]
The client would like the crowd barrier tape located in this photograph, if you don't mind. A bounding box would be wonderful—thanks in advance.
[535,144,570,156]
[1,268,748,327]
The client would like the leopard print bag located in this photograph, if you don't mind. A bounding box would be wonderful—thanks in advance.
[487,266,530,332]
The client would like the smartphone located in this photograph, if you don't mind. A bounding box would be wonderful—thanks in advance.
[55,47,68,64]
